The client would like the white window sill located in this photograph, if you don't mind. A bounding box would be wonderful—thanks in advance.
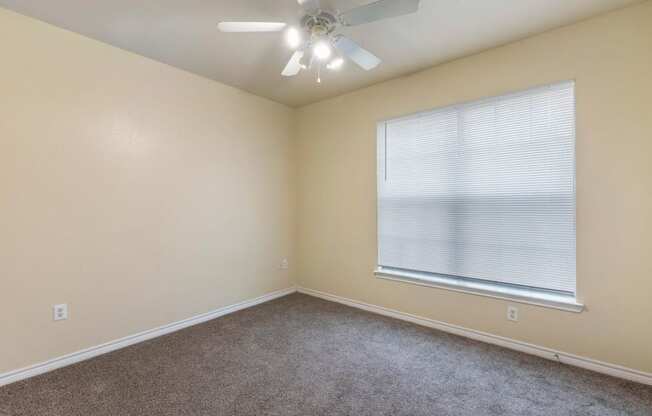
[374,267,584,313]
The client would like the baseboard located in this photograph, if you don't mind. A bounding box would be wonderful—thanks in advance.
[4,286,650,388]
[0,286,297,387]
[297,286,652,386]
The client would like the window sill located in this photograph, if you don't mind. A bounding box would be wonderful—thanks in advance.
[374,267,584,313]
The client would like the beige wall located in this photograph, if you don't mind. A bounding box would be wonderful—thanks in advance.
[296,1,652,373]
[0,8,295,374]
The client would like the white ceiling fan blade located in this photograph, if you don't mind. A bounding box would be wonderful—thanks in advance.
[339,0,420,26]
[217,22,287,32]
[282,50,305,77]
[297,0,321,13]
[334,36,381,71]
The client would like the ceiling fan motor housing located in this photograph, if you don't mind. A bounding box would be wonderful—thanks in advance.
[301,12,338,40]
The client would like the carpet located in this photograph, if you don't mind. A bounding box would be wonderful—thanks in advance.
[1,293,650,415]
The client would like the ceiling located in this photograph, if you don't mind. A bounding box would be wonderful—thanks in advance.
[0,0,640,107]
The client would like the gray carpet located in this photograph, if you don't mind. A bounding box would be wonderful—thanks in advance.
[1,293,650,416]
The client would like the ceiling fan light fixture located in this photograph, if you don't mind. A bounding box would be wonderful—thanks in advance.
[299,50,312,69]
[286,27,302,49]
[313,41,332,60]
[326,57,344,70]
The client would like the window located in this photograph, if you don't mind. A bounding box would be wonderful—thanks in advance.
[376,81,577,308]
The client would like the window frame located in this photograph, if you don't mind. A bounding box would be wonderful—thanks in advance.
[375,81,583,313]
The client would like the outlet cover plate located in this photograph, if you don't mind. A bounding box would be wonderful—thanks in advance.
[53,304,68,321]
[280,258,289,270]
[507,305,518,322]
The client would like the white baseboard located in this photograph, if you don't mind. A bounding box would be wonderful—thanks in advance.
[4,285,650,388]
[0,286,297,387]
[297,286,652,386]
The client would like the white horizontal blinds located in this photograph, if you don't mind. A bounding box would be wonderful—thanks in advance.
[378,81,576,294]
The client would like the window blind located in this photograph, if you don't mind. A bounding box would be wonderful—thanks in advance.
[377,81,576,294]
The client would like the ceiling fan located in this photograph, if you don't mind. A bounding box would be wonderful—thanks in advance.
[218,0,421,83]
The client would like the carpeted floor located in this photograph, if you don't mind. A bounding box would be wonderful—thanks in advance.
[1,293,651,416]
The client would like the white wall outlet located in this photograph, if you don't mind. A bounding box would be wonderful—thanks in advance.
[280,258,289,270]
[53,304,68,321]
[507,305,518,322]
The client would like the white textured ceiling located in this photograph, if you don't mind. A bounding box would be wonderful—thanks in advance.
[0,0,640,107]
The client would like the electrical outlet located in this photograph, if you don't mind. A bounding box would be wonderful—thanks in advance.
[280,258,289,270]
[53,304,68,321]
[507,305,518,322]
